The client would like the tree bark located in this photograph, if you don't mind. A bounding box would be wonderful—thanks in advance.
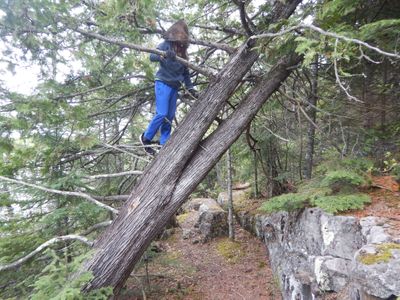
[80,1,302,293]
[226,148,235,240]
[304,54,319,179]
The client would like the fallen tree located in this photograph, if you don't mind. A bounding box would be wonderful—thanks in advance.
[79,0,302,293]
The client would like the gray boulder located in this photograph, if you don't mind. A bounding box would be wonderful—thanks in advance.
[352,243,400,298]
[180,198,228,243]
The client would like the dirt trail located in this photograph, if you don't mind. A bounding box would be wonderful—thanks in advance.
[122,176,400,299]
[122,217,281,300]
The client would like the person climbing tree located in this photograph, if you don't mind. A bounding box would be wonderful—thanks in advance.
[140,19,198,155]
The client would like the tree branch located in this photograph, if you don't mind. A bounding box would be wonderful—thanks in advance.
[0,176,118,215]
[81,221,113,235]
[190,38,235,54]
[54,75,146,100]
[92,195,129,202]
[333,39,362,102]
[233,0,254,36]
[0,235,93,272]
[87,171,143,179]
[250,23,400,59]
[72,28,216,78]
[192,24,244,36]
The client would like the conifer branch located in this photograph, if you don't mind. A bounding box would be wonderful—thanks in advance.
[0,235,93,272]
[81,220,113,235]
[87,170,143,179]
[73,28,216,78]
[250,23,400,59]
[0,176,118,214]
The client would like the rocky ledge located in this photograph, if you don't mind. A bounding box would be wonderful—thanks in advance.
[236,208,400,300]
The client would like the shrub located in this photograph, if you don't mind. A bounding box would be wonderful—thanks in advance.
[320,170,366,189]
[260,193,308,213]
[310,194,371,214]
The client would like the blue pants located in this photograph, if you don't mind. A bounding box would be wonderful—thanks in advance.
[144,81,178,145]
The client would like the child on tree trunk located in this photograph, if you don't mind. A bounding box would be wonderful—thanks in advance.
[140,20,198,156]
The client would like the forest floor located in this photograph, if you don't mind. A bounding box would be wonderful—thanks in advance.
[342,175,400,235]
[121,217,281,300]
[120,176,399,300]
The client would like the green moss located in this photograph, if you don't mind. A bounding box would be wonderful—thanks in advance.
[176,213,190,223]
[359,243,400,265]
[216,238,244,264]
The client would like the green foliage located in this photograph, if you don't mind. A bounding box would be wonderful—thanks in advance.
[311,193,371,214]
[260,186,371,215]
[392,165,400,181]
[260,193,308,213]
[320,170,366,188]
[31,250,113,300]
[260,156,372,214]
[359,19,400,41]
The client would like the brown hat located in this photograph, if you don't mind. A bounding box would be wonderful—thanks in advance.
[164,20,189,45]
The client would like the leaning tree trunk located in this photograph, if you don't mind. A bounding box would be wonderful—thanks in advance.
[80,1,301,294]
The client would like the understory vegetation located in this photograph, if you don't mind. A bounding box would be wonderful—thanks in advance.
[260,157,373,214]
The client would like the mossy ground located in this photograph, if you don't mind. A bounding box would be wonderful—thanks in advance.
[358,243,400,265]
[215,238,245,264]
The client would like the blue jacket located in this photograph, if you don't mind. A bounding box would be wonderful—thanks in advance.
[150,41,193,90]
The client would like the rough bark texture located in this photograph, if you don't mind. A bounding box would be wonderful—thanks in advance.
[304,54,318,179]
[81,0,302,293]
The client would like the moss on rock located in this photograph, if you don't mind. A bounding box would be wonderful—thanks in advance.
[358,243,400,265]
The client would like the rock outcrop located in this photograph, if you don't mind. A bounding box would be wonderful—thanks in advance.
[236,208,400,300]
[180,198,228,243]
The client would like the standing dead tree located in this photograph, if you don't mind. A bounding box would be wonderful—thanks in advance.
[79,0,302,294]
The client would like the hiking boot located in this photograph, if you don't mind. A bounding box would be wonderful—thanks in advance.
[139,133,156,156]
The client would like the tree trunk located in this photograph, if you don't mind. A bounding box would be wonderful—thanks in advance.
[80,1,301,293]
[253,149,259,198]
[304,54,319,179]
[226,148,235,240]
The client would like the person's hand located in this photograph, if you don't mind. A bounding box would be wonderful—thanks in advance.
[189,89,199,98]
[165,49,176,60]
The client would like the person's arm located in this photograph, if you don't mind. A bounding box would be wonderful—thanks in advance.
[183,67,199,98]
[150,42,167,62]
[183,66,194,90]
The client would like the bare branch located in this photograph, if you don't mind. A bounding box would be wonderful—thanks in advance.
[333,39,362,102]
[190,38,235,54]
[101,143,150,163]
[81,220,112,235]
[192,24,244,35]
[250,23,400,59]
[0,235,93,272]
[87,171,143,179]
[73,27,216,78]
[92,195,129,202]
[233,0,254,36]
[0,176,118,215]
